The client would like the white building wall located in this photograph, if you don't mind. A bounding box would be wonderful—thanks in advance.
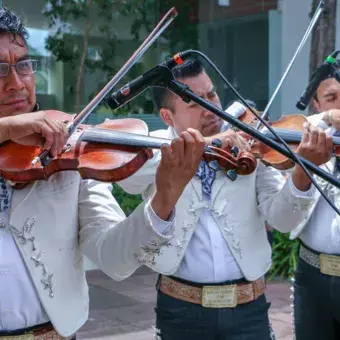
[269,0,340,119]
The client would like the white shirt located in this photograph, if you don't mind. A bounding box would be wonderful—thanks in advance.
[174,192,243,283]
[299,169,340,254]
[0,181,172,331]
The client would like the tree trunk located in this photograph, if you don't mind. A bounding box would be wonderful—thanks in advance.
[309,0,337,114]
[75,0,92,111]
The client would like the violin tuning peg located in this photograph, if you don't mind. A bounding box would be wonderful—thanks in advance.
[231,146,239,157]
[226,169,237,181]
[212,138,222,148]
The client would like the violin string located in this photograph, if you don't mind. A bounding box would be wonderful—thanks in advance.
[187,49,340,215]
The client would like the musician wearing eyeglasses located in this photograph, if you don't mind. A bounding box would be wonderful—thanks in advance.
[290,61,340,340]
[117,58,333,340]
[0,7,208,339]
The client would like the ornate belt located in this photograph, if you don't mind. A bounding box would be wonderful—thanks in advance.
[300,244,340,277]
[158,275,265,308]
[0,323,74,340]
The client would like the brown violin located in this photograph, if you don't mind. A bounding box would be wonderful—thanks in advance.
[237,108,340,170]
[0,110,257,183]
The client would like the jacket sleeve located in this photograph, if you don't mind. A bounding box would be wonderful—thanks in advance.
[307,112,329,129]
[117,148,161,196]
[78,179,174,281]
[256,163,317,233]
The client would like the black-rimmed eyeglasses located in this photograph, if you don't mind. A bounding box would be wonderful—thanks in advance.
[0,59,39,78]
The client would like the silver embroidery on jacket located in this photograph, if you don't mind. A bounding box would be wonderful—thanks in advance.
[9,218,55,298]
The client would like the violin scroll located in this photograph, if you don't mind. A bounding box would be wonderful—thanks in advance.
[203,139,257,180]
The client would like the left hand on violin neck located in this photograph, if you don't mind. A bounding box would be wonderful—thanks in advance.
[292,122,333,191]
[324,109,340,130]
[204,129,250,152]
[151,128,205,221]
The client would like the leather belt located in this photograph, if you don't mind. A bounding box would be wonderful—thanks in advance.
[300,244,340,277]
[0,323,74,340]
[158,275,265,308]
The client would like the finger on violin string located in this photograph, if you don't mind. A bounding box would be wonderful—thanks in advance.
[236,133,250,151]
[185,128,205,154]
[170,138,184,164]
[326,133,333,152]
[160,143,174,166]
[309,124,319,146]
[315,127,326,149]
[301,121,311,144]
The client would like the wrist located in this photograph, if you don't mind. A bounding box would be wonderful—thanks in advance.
[292,165,312,191]
[151,189,179,221]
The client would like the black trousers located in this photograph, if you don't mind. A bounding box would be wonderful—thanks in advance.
[155,277,274,340]
[294,256,340,340]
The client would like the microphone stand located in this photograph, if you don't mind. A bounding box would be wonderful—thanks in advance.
[153,65,340,189]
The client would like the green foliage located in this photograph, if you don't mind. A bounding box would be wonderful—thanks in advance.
[120,0,199,53]
[111,183,142,216]
[268,230,299,280]
[42,0,199,113]
[43,0,119,73]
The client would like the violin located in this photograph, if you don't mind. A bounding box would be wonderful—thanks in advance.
[236,108,340,170]
[0,110,257,183]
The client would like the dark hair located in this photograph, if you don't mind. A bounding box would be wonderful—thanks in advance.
[152,59,205,111]
[314,60,340,101]
[0,7,29,45]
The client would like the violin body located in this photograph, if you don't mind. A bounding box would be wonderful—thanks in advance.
[0,110,258,184]
[254,114,306,170]
[239,110,321,170]
[0,111,154,183]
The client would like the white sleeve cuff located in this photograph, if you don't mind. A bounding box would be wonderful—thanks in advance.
[146,201,175,235]
[289,176,314,197]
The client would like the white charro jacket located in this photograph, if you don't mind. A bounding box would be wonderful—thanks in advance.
[290,113,340,240]
[8,171,173,337]
[118,126,317,281]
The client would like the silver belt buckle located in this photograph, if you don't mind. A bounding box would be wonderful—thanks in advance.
[202,285,237,308]
[320,254,340,277]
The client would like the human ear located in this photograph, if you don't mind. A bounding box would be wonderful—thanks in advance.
[160,108,175,127]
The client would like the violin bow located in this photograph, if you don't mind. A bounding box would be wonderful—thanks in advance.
[32,7,178,166]
[255,0,324,129]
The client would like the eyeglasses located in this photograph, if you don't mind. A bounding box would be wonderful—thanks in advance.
[0,59,39,78]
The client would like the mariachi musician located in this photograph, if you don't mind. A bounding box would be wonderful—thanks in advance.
[117,58,332,340]
[0,7,206,339]
[290,60,340,340]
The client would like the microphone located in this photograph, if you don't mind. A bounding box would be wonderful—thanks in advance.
[163,50,193,69]
[107,66,165,110]
[107,51,194,110]
[296,53,338,110]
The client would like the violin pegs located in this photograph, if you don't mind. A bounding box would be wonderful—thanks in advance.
[212,138,222,148]
[231,146,239,157]
[226,169,237,181]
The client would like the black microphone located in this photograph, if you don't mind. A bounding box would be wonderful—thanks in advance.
[296,53,338,110]
[107,66,165,110]
[107,50,194,110]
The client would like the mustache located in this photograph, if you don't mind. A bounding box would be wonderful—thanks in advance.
[0,92,28,105]
[203,118,221,127]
